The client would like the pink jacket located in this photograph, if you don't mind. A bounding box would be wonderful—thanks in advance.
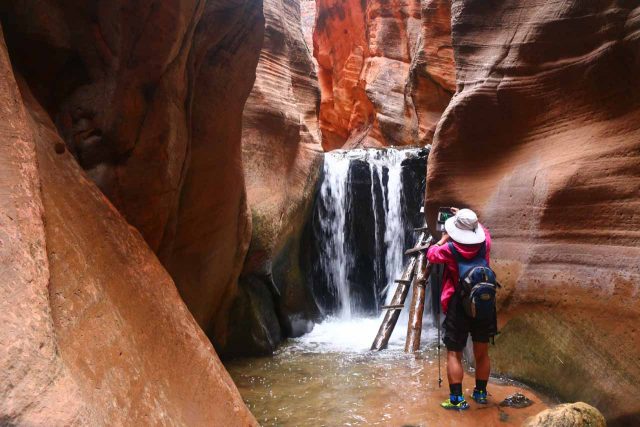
[426,226,491,314]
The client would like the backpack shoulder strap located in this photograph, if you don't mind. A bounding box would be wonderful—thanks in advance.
[478,241,487,258]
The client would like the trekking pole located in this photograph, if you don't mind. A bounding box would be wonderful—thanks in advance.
[437,308,442,388]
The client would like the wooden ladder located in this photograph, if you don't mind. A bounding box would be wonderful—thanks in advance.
[370,228,434,352]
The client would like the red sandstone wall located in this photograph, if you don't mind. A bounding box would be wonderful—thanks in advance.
[0,0,264,352]
[229,0,323,355]
[0,24,256,425]
[313,0,455,150]
[426,1,640,423]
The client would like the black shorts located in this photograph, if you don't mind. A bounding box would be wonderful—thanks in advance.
[443,292,496,352]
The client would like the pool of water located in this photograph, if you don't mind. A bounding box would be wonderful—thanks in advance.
[226,317,551,426]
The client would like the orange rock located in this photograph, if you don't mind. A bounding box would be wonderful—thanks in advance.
[0,25,256,425]
[301,0,318,58]
[314,0,455,149]
[0,27,86,426]
[426,0,640,423]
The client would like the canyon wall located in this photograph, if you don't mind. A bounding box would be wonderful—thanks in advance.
[301,0,317,58]
[228,0,323,356]
[0,0,264,352]
[2,0,323,360]
[0,23,255,425]
[313,0,455,150]
[426,0,640,424]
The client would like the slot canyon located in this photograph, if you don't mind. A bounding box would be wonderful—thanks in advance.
[0,0,638,426]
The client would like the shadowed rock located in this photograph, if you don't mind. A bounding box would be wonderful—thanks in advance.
[0,24,256,425]
[0,0,266,354]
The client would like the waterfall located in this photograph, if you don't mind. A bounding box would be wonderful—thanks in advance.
[315,147,427,321]
[318,153,353,318]
[368,150,409,307]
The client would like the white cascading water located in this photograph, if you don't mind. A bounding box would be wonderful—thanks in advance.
[368,149,408,306]
[318,153,353,318]
[298,147,432,352]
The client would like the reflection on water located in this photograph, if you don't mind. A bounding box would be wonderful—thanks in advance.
[226,318,551,426]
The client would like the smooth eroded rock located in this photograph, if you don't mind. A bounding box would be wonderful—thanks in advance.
[1,0,266,351]
[0,24,256,425]
[426,0,640,423]
[524,402,607,427]
[0,25,87,427]
[230,0,324,355]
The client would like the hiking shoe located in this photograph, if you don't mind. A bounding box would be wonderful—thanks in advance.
[471,388,488,404]
[441,396,470,410]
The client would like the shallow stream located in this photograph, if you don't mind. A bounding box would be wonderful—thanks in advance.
[226,148,552,425]
[227,318,551,426]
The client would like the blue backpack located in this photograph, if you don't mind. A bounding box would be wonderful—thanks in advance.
[448,242,499,320]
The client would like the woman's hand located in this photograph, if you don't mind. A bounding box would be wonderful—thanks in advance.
[437,232,451,246]
[450,207,459,215]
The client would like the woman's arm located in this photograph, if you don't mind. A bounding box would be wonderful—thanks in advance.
[426,232,452,264]
[436,231,451,246]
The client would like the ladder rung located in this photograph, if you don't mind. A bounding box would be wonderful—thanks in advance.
[382,304,404,310]
[405,244,431,256]
[395,279,411,284]
[413,226,429,232]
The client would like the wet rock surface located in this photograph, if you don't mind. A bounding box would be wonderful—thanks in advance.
[306,148,428,316]
[426,0,640,423]
[500,393,534,409]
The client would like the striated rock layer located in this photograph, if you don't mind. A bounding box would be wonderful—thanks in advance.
[0,25,255,425]
[301,0,317,59]
[426,0,640,424]
[231,0,323,356]
[313,0,455,150]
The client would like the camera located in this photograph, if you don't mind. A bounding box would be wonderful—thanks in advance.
[436,207,455,232]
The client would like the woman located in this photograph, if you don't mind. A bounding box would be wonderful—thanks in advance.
[427,208,494,410]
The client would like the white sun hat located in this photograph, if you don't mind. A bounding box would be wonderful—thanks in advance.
[444,208,486,245]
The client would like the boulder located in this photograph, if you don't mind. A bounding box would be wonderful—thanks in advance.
[524,403,606,427]
[425,0,640,423]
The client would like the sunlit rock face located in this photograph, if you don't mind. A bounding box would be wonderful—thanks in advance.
[301,0,317,60]
[313,0,455,150]
[0,24,256,426]
[228,0,324,356]
[426,1,640,424]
